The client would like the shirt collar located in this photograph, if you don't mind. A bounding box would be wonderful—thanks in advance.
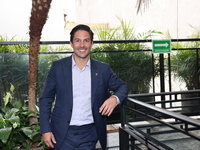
[72,54,91,69]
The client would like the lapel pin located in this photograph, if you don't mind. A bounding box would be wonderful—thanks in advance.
[96,73,98,76]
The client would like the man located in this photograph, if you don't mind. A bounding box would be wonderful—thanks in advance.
[39,24,128,150]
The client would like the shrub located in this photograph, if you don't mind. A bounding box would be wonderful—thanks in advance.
[0,84,41,150]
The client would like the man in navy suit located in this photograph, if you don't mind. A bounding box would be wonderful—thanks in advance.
[39,24,128,150]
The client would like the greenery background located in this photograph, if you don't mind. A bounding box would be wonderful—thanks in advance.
[0,20,200,149]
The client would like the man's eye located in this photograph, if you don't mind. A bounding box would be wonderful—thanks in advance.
[74,39,80,42]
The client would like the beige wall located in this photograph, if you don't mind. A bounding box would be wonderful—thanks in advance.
[74,0,200,39]
[0,0,200,40]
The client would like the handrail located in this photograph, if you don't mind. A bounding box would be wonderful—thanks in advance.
[124,98,200,141]
[1,38,200,45]
[120,96,200,149]
[128,89,200,98]
[126,97,200,128]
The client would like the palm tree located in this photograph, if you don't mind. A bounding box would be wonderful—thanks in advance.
[28,0,52,124]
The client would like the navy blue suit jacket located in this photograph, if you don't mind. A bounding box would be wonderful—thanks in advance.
[39,55,128,149]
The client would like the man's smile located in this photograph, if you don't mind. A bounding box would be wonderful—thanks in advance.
[79,49,86,52]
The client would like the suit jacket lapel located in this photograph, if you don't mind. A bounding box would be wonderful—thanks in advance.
[62,56,99,107]
[62,55,73,106]
[91,59,99,106]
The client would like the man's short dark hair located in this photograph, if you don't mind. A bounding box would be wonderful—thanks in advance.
[70,24,94,42]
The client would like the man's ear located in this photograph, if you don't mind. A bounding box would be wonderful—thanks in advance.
[70,41,73,47]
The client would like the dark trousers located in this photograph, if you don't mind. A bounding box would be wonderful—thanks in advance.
[58,124,98,150]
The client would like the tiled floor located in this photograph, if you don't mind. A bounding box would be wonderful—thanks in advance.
[96,124,120,150]
[97,123,200,150]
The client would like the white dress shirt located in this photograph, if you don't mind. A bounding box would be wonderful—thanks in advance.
[70,56,94,126]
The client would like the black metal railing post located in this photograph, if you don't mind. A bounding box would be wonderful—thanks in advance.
[196,48,200,89]
[159,53,166,108]
[119,127,130,150]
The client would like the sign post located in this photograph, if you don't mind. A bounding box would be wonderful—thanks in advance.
[152,40,171,104]
[152,40,171,53]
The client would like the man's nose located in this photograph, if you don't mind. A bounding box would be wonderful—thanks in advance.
[80,41,84,47]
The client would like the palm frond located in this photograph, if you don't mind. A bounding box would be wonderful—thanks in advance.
[136,0,151,14]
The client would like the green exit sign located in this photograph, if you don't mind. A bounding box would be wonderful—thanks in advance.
[152,40,171,53]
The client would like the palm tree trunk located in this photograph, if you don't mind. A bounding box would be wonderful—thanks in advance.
[29,0,52,124]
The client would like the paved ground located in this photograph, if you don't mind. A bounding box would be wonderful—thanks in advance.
[100,123,200,150]
[96,124,120,150]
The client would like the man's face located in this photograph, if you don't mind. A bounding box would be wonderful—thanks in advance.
[70,30,93,60]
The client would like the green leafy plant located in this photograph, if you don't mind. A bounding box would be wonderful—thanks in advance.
[92,18,162,94]
[0,84,41,150]
[169,25,200,90]
[0,36,71,105]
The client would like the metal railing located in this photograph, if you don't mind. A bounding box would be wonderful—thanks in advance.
[120,90,200,150]
[1,38,200,93]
